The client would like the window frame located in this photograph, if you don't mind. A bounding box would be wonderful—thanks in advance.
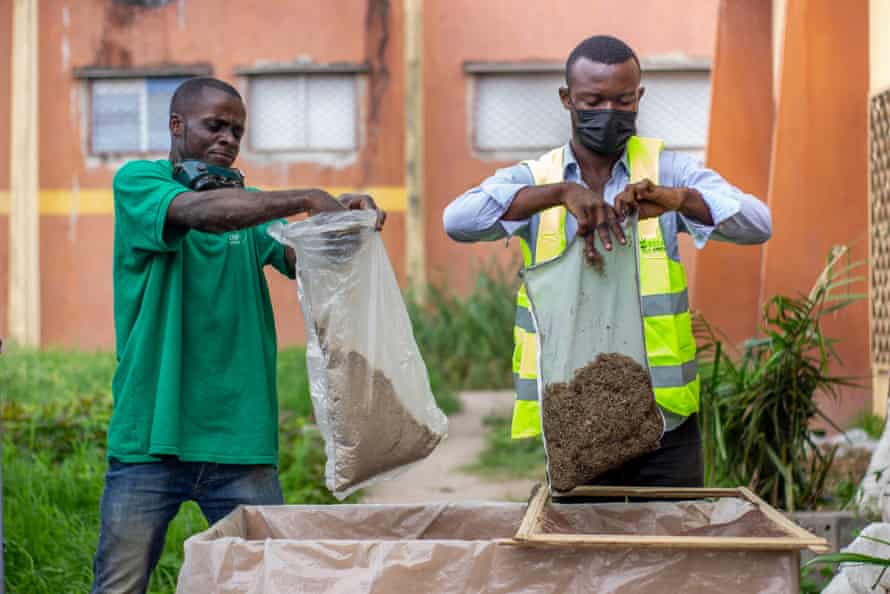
[74,65,211,158]
[236,63,369,156]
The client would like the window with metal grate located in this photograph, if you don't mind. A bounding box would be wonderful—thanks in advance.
[248,74,358,153]
[637,71,712,161]
[470,69,711,160]
[91,77,188,155]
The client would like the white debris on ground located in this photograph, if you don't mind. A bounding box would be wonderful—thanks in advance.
[823,522,890,594]
[813,428,880,457]
[856,415,890,519]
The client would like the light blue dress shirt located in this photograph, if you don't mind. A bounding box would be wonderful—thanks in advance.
[443,143,771,255]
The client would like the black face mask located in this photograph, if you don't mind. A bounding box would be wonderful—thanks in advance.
[574,108,637,155]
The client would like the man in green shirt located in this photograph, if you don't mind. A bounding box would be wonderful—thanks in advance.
[90,77,385,594]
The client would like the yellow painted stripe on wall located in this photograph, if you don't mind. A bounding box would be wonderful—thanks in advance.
[0,186,407,215]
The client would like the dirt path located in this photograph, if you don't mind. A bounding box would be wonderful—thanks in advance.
[362,390,538,503]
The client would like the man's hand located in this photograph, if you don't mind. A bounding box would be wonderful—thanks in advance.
[337,193,387,231]
[305,191,348,216]
[614,179,680,220]
[560,183,625,267]
[614,179,713,225]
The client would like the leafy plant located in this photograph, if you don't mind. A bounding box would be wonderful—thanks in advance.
[851,411,887,440]
[406,263,518,393]
[697,246,865,511]
[803,534,890,591]
[800,564,837,593]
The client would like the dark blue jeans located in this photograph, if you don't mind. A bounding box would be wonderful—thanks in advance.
[90,458,283,594]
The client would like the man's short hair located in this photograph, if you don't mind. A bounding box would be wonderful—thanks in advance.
[169,77,242,116]
[565,35,641,85]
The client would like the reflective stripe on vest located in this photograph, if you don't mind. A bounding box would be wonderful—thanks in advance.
[510,137,700,440]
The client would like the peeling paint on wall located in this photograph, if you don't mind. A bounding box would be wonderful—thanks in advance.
[361,0,391,186]
[61,4,71,72]
[90,3,145,68]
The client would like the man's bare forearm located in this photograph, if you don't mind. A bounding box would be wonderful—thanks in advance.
[503,183,568,220]
[166,188,329,233]
[677,188,714,226]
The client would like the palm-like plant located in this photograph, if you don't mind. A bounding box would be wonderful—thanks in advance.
[697,246,865,511]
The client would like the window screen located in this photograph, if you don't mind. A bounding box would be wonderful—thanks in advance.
[91,77,189,154]
[637,70,711,156]
[473,73,566,152]
[471,69,711,158]
[249,74,358,152]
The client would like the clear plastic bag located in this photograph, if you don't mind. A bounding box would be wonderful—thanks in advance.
[523,223,665,493]
[270,211,447,500]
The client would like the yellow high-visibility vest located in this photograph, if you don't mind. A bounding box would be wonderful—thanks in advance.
[511,136,700,439]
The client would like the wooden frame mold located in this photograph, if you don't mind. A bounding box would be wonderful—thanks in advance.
[505,483,830,553]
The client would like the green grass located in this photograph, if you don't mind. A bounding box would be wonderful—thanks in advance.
[463,415,546,481]
[1,348,116,404]
[1,346,347,594]
[276,346,314,417]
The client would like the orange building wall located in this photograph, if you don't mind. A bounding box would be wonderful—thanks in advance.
[423,0,721,291]
[13,0,406,348]
[763,0,872,425]
[3,0,722,349]
[695,0,773,345]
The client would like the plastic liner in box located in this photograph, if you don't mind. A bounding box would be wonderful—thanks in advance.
[177,500,799,593]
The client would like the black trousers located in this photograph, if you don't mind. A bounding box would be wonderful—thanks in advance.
[552,414,704,503]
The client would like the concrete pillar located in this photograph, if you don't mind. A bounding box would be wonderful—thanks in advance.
[694,0,773,346]
[763,0,871,425]
[872,0,890,96]
[8,0,40,346]
[404,0,426,295]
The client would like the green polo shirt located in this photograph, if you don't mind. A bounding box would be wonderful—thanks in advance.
[109,159,293,464]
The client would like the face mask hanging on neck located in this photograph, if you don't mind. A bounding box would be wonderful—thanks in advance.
[574,108,638,156]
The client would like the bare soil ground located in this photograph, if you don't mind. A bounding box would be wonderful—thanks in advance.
[362,390,538,503]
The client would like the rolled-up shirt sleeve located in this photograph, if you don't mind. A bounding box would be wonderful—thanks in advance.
[443,163,534,242]
[664,151,772,248]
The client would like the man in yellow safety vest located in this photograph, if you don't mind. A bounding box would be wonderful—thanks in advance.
[443,35,771,489]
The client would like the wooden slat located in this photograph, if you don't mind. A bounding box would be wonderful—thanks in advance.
[509,484,830,554]
[520,533,830,552]
[515,483,550,541]
[737,486,828,543]
[561,486,742,499]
